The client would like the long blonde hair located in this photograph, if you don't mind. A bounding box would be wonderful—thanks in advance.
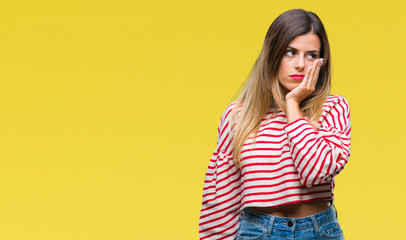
[230,9,332,168]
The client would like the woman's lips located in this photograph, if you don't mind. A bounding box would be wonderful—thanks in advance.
[290,74,304,80]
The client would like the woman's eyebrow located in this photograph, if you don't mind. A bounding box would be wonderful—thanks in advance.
[287,46,319,53]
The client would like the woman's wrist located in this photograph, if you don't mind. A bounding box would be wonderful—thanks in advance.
[286,99,303,123]
[285,98,300,106]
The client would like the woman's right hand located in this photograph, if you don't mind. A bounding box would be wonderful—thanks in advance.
[285,58,324,104]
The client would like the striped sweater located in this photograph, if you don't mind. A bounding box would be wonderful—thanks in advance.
[199,95,351,240]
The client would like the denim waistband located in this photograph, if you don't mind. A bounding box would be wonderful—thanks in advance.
[240,204,337,232]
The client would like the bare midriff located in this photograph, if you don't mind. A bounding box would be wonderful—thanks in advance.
[248,200,331,218]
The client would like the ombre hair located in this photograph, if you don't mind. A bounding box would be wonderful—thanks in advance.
[230,9,332,168]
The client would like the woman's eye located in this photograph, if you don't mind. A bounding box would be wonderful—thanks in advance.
[286,50,294,56]
[307,54,318,59]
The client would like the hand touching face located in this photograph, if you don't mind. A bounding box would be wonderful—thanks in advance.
[277,33,322,103]
[285,58,323,103]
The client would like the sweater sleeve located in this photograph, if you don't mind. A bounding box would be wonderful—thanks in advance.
[199,104,241,240]
[283,96,351,188]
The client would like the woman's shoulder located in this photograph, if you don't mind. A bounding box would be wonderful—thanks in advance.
[219,101,238,122]
[319,95,351,128]
[323,94,350,110]
[225,101,237,112]
[325,94,349,103]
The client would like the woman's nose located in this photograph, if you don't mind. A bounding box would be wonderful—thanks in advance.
[294,56,306,70]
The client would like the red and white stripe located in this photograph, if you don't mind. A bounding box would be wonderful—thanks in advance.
[199,95,351,240]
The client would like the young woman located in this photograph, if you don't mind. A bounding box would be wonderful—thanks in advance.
[199,9,351,240]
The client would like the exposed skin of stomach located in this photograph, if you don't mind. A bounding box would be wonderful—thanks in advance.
[248,200,331,218]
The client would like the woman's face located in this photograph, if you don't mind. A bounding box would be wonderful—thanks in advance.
[277,33,321,92]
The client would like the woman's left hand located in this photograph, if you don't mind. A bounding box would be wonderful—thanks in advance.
[285,58,324,104]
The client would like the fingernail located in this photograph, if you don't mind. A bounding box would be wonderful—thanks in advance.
[320,58,324,63]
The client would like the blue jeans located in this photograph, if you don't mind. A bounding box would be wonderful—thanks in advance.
[236,204,344,240]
